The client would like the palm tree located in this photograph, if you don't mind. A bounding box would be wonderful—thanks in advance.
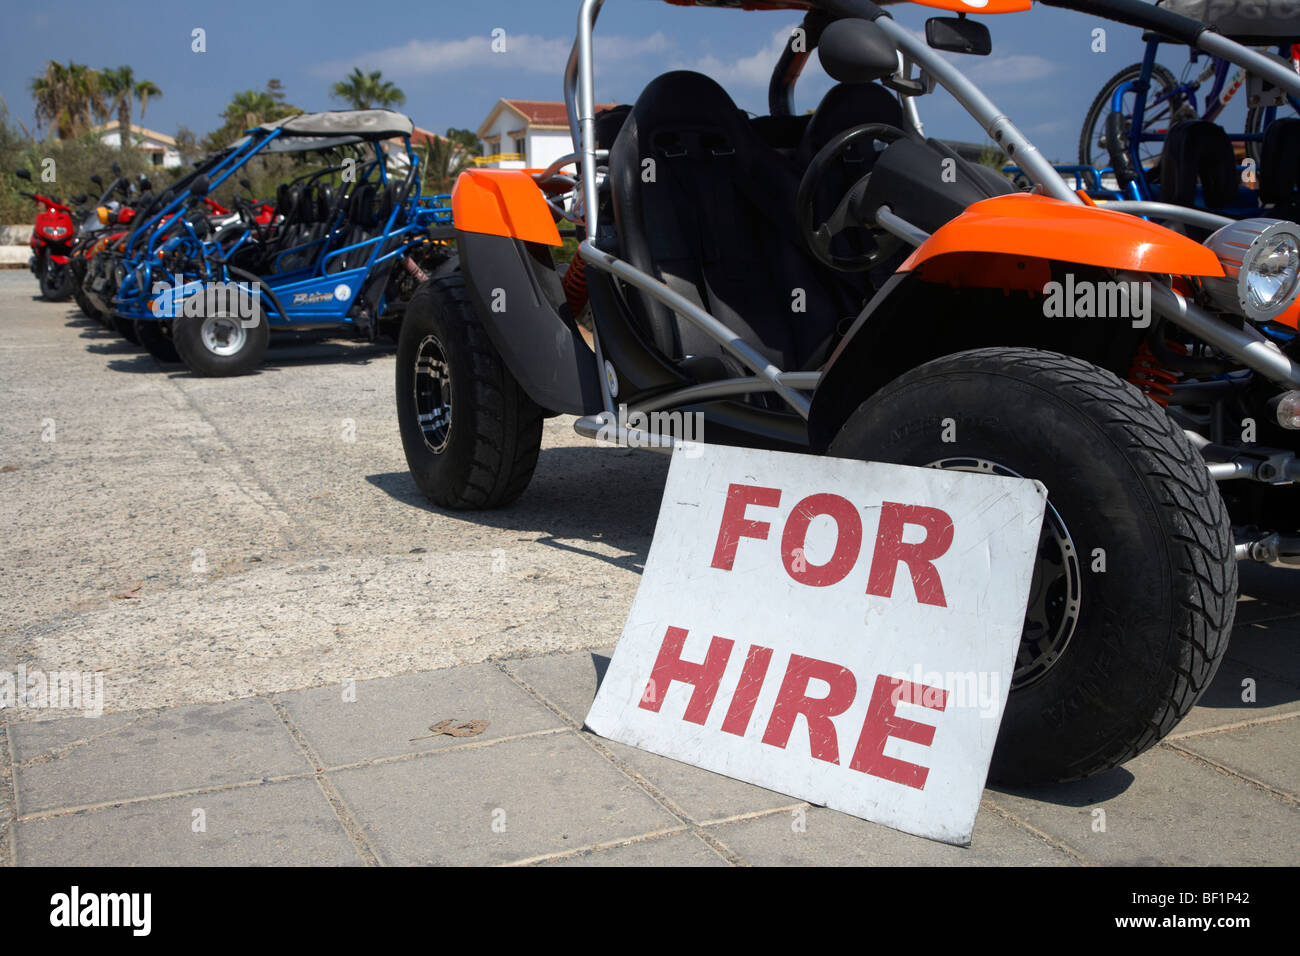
[29,61,103,139]
[100,66,162,150]
[331,68,405,110]
[421,129,481,195]
[202,83,302,151]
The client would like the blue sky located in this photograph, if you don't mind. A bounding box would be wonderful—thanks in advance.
[0,0,1236,164]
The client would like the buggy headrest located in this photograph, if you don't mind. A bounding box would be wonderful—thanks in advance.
[800,82,905,165]
[626,71,752,165]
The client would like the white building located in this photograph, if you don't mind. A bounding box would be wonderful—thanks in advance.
[476,99,613,170]
[91,122,183,168]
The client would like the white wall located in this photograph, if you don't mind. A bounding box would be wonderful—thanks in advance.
[525,130,575,172]
[479,109,575,170]
[94,129,182,168]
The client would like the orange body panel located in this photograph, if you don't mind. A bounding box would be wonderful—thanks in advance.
[893,0,1030,12]
[901,193,1226,278]
[451,169,562,247]
[1277,299,1300,330]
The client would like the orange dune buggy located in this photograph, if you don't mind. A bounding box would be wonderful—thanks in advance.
[396,0,1300,784]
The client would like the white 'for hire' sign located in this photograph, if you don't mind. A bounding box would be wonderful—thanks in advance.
[585,443,1047,845]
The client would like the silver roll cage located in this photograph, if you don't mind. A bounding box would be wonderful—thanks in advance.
[552,0,1300,454]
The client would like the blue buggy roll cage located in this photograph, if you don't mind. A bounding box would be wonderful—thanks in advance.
[1110,36,1300,210]
[113,108,451,329]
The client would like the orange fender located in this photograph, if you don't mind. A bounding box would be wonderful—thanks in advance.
[451,169,562,247]
[900,193,1226,285]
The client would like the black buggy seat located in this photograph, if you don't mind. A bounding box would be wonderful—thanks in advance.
[608,70,862,376]
[797,81,905,268]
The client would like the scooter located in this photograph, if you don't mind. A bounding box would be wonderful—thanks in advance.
[14,167,85,301]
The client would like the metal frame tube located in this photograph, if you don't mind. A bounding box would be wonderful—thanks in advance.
[580,240,812,417]
[870,17,1080,205]
[1131,273,1300,388]
[1097,201,1235,231]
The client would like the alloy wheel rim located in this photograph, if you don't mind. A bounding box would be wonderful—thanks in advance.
[200,315,246,357]
[413,334,453,453]
[927,456,1082,689]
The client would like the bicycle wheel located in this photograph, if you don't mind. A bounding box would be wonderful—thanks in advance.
[1079,63,1185,173]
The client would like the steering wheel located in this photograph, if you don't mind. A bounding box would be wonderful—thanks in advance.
[233,194,269,244]
[796,122,910,272]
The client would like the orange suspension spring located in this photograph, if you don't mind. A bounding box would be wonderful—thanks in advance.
[1127,340,1186,407]
[562,254,588,318]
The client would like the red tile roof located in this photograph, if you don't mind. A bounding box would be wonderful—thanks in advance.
[501,99,617,129]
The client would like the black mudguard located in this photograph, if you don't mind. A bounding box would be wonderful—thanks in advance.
[457,231,603,415]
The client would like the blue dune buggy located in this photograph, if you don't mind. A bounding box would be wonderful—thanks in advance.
[1073,0,1300,218]
[112,109,453,375]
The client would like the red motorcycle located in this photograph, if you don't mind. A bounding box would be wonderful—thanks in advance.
[14,167,83,301]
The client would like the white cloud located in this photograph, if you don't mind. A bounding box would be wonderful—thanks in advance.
[952,54,1057,85]
[313,32,672,79]
[677,24,800,89]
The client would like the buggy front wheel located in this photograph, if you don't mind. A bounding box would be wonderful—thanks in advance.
[396,274,543,509]
[172,308,268,377]
[828,347,1236,785]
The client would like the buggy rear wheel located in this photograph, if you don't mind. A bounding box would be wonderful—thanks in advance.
[111,311,140,344]
[135,319,181,363]
[70,259,101,321]
[396,273,543,509]
[828,347,1236,785]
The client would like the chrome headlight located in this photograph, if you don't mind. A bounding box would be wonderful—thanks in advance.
[1202,218,1300,322]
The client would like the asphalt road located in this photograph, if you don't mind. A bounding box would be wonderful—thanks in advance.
[0,271,668,712]
[1,270,1297,866]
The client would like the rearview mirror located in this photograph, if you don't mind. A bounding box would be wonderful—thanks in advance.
[73,193,88,205]
[189,175,210,197]
[240,178,252,190]
[90,174,103,187]
[925,16,991,56]
[818,18,899,85]
[137,174,152,191]
[15,168,31,181]
[111,161,121,176]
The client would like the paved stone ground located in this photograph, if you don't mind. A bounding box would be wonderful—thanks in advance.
[1,271,1297,865]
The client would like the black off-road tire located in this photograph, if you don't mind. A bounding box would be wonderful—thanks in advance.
[135,318,181,363]
[70,259,102,321]
[172,307,269,377]
[829,347,1236,785]
[396,273,543,509]
[111,311,140,344]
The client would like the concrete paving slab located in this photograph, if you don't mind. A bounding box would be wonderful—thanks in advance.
[1173,653,1300,735]
[276,665,565,767]
[502,648,616,726]
[328,731,680,865]
[11,698,311,814]
[1174,718,1300,798]
[539,830,728,866]
[1225,613,1300,679]
[707,804,1077,866]
[598,737,800,824]
[988,746,1300,865]
[15,778,361,866]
